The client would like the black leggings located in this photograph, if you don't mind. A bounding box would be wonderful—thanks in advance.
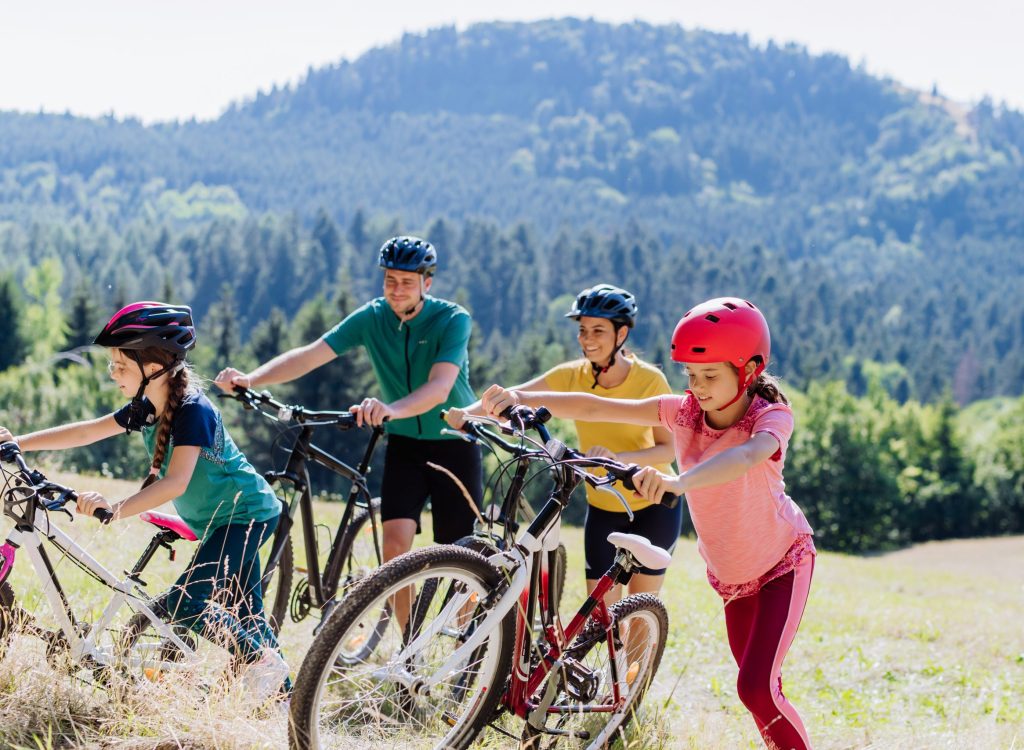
[583,499,683,578]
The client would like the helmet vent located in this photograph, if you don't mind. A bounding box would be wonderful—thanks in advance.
[691,346,706,353]
[705,314,720,323]
[723,302,737,310]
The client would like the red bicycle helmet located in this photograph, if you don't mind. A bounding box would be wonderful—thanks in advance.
[670,297,771,407]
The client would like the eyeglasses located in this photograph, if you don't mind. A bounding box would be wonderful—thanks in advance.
[107,361,130,376]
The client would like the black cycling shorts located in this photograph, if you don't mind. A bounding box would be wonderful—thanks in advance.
[583,497,683,578]
[380,434,483,544]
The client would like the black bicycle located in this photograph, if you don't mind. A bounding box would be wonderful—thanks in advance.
[221,386,386,634]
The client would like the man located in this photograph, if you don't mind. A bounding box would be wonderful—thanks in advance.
[215,236,483,565]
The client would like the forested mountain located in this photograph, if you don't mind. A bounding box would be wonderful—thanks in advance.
[1,18,1023,402]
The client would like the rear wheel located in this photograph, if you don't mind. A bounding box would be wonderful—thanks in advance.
[520,593,669,749]
[260,531,294,635]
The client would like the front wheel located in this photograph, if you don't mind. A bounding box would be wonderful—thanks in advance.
[260,530,294,635]
[330,496,383,597]
[0,581,23,660]
[520,593,669,749]
[289,545,515,750]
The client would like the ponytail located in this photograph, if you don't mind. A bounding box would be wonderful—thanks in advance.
[747,371,788,405]
[141,365,192,489]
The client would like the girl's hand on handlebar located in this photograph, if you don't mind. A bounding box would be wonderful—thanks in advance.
[631,466,684,505]
[0,426,15,443]
[214,367,250,393]
[76,491,113,519]
[481,385,519,417]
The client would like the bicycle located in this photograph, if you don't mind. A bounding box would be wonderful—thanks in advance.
[219,386,386,634]
[0,440,240,683]
[289,405,676,749]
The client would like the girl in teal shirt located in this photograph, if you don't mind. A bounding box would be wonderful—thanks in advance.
[0,302,287,702]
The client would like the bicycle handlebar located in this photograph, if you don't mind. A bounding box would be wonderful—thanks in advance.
[439,410,677,508]
[0,441,113,523]
[221,385,361,429]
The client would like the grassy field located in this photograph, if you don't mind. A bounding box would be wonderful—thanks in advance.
[1,470,1021,749]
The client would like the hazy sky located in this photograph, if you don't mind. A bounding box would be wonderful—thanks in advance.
[2,1,1021,123]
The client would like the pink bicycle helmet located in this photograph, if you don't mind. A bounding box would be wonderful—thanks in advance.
[94,302,195,359]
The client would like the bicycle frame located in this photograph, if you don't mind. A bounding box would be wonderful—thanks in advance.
[224,387,385,615]
[2,507,198,671]
[263,422,384,609]
[386,409,654,734]
[390,449,637,712]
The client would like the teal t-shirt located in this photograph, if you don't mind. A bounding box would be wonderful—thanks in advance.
[321,296,477,440]
[115,392,280,539]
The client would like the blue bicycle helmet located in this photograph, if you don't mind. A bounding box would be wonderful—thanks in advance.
[378,236,438,276]
[565,284,638,328]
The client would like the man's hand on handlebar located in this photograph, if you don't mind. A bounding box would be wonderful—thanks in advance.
[351,398,394,428]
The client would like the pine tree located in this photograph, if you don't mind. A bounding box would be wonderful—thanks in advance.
[0,274,28,371]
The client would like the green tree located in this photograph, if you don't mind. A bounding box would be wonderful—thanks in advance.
[0,274,28,371]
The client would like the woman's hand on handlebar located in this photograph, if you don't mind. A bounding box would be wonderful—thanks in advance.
[585,445,618,462]
[214,367,251,393]
[481,385,520,417]
[76,491,113,520]
[444,408,469,429]
[630,466,684,505]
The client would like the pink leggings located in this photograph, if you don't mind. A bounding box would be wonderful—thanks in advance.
[724,556,814,750]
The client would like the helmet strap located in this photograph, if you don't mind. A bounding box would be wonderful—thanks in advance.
[716,361,765,411]
[123,352,182,431]
[589,326,628,389]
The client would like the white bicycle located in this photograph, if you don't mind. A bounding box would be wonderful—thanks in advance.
[0,440,280,685]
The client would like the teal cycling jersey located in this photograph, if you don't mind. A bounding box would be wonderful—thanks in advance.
[115,392,280,539]
[321,296,476,440]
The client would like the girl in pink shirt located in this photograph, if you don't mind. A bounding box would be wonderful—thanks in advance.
[482,297,815,750]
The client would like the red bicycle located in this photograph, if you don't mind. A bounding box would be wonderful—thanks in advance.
[289,405,674,749]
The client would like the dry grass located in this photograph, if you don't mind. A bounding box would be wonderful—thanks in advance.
[1,469,1022,748]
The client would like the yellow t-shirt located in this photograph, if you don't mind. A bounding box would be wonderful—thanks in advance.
[542,355,673,512]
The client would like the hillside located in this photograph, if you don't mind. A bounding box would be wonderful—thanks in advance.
[1,18,1022,403]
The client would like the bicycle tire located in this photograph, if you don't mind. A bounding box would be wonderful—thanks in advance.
[520,593,669,749]
[262,531,294,635]
[454,534,567,617]
[0,581,19,660]
[328,496,383,599]
[289,544,515,750]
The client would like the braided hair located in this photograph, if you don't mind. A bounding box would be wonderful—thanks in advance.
[136,347,195,489]
[732,357,789,405]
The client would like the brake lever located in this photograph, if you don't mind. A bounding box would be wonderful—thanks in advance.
[590,479,636,521]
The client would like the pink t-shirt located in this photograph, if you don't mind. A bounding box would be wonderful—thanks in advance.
[659,393,814,586]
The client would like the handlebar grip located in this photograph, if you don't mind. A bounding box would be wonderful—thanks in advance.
[614,464,677,508]
[93,508,114,524]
